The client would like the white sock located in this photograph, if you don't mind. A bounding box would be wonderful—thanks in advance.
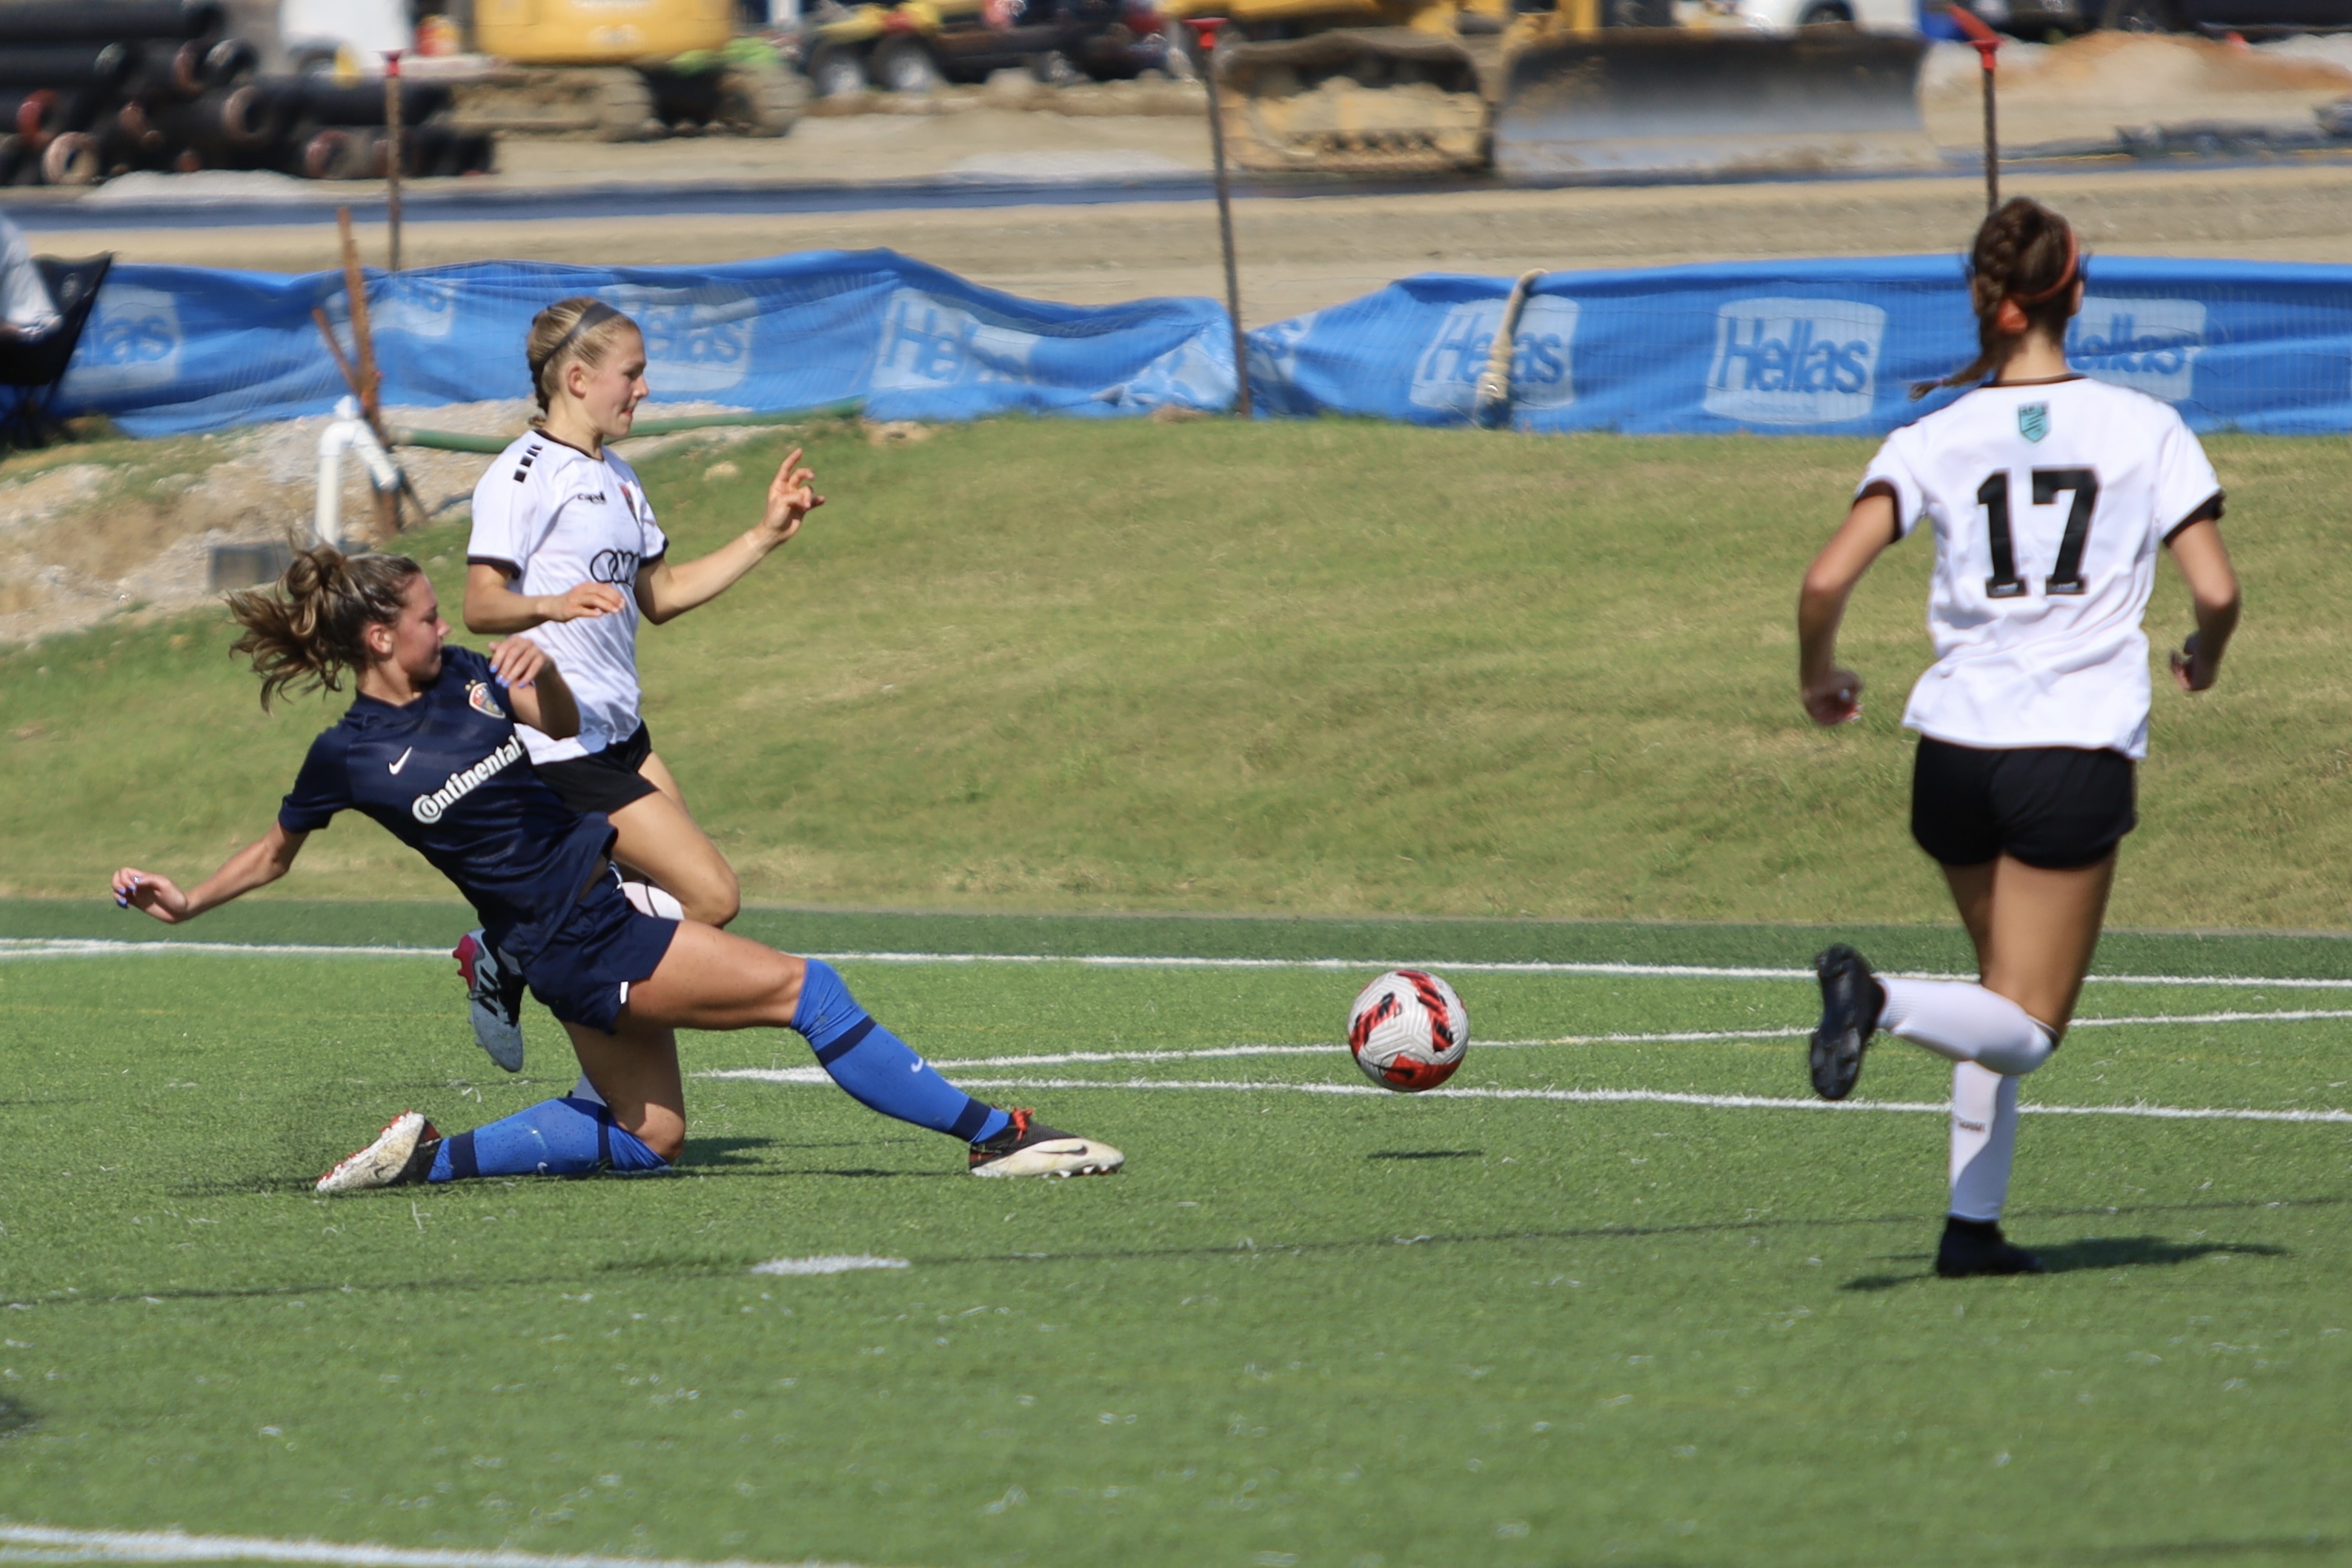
[1876,977,2055,1076]
[619,880,686,920]
[1948,1061,2020,1221]
[570,1072,607,1107]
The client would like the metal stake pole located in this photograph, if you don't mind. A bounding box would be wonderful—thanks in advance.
[384,49,405,271]
[1189,18,1250,418]
[1950,7,2003,213]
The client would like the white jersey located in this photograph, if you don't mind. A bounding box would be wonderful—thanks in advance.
[466,433,668,765]
[1861,376,2221,761]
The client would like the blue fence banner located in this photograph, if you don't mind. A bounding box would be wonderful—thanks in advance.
[1243,256,2352,436]
[59,249,1236,436]
[52,249,2352,437]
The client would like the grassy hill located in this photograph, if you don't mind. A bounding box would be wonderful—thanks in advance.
[3,418,2345,928]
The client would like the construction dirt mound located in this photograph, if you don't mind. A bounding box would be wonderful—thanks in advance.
[1921,32,2352,149]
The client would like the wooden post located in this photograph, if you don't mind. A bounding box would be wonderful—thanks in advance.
[383,50,405,272]
[1186,17,1250,419]
[335,207,400,541]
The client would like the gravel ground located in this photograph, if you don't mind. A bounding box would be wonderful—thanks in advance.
[0,402,791,648]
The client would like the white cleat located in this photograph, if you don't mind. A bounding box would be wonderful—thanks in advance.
[316,1111,441,1195]
[454,929,525,1073]
[967,1109,1125,1178]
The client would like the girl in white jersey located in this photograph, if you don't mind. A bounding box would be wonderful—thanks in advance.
[454,298,821,1070]
[1795,199,2242,1278]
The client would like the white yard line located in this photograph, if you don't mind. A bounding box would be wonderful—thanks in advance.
[0,940,448,960]
[7,937,2352,991]
[698,1007,2352,1083]
[865,1075,2352,1124]
[0,1524,874,1568]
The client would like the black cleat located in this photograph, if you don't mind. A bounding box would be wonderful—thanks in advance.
[1936,1216,2046,1278]
[1809,943,1885,1101]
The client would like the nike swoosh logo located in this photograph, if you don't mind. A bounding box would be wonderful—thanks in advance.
[388,747,413,775]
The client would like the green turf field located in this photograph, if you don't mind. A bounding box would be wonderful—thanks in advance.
[4,420,2349,928]
[2,905,2346,1567]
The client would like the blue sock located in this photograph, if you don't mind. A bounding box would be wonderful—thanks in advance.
[792,960,1009,1143]
[427,1097,668,1182]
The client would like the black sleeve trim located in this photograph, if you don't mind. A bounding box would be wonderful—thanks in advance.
[2162,490,2225,545]
[465,555,522,577]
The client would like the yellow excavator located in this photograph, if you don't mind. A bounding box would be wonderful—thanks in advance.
[442,0,804,141]
[1163,0,1936,179]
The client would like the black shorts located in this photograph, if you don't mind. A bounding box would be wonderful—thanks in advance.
[520,868,680,1034]
[1911,737,2136,871]
[535,722,657,817]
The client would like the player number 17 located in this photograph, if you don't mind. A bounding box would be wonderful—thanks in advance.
[1976,468,2099,599]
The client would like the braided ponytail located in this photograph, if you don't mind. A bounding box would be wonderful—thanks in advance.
[226,545,422,709]
[1913,197,2082,398]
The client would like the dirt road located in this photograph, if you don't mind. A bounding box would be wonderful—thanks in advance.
[29,158,2352,327]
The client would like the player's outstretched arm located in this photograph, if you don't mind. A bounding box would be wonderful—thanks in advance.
[462,562,627,636]
[1796,490,1899,727]
[487,637,580,740]
[635,449,823,625]
[113,824,308,926]
[2165,514,2240,693]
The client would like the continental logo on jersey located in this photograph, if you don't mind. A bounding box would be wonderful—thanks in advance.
[1704,298,1885,428]
[466,680,506,720]
[2019,402,2050,443]
[1409,297,1579,416]
[412,734,524,824]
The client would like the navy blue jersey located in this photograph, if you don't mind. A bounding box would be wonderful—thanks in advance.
[278,646,614,961]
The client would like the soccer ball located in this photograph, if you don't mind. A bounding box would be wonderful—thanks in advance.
[1346,969,1469,1092]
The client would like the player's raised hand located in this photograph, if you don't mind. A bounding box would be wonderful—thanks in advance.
[544,582,626,622]
[757,448,823,545]
[2170,631,2219,693]
[487,636,550,691]
[1801,666,1864,727]
[112,868,189,923]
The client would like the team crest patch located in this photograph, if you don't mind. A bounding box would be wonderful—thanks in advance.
[466,680,506,720]
[2018,402,2050,443]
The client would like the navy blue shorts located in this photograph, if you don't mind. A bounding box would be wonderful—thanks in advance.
[522,870,679,1034]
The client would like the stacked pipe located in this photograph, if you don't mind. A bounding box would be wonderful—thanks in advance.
[0,0,494,186]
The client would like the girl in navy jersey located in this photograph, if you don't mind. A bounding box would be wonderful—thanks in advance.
[111,548,1123,1189]
[450,297,820,1072]
[1794,199,2241,1278]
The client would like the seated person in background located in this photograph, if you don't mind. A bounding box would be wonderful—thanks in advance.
[0,211,61,342]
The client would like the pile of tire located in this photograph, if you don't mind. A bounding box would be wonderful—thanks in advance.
[0,0,496,187]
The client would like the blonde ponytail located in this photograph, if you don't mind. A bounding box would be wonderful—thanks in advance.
[525,296,638,419]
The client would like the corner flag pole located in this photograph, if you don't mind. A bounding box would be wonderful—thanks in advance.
[1186,17,1250,418]
[1947,4,2003,213]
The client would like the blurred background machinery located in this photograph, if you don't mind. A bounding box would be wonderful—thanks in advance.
[1155,0,1937,178]
[798,0,1175,99]
[432,0,803,140]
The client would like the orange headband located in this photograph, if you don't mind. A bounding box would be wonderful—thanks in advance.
[2007,228,2080,307]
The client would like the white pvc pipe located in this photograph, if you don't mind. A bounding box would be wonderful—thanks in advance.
[313,395,404,548]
